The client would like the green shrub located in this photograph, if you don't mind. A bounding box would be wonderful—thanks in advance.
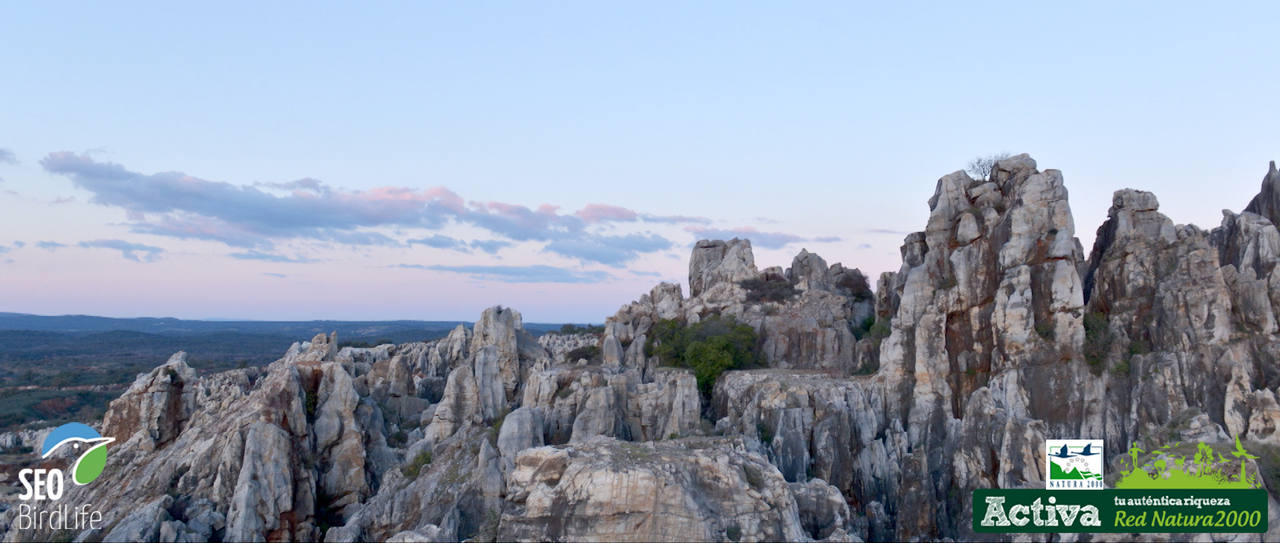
[1035,321,1054,340]
[645,315,761,396]
[488,409,508,445]
[834,270,873,301]
[851,316,877,340]
[389,429,409,447]
[739,277,799,303]
[559,323,605,335]
[402,450,432,478]
[1083,312,1112,374]
[867,319,892,341]
[757,421,774,444]
[1111,360,1130,376]
[1128,339,1151,358]
[726,525,742,543]
[304,389,318,421]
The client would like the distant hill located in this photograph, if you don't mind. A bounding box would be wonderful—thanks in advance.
[0,312,588,431]
[0,312,570,338]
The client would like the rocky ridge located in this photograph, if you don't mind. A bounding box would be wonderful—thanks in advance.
[1,154,1279,542]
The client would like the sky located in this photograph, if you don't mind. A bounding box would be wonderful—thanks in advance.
[1,2,1278,322]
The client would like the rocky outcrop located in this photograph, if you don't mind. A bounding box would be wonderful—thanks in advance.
[1244,160,1280,228]
[8,155,1280,543]
[499,437,808,542]
[688,238,758,298]
[101,351,199,451]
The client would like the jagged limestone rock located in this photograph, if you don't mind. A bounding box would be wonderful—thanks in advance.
[688,238,758,298]
[102,351,199,450]
[12,155,1280,543]
[499,437,807,542]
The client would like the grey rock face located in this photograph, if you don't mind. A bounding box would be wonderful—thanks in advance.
[688,238,758,297]
[102,351,199,450]
[499,437,807,543]
[497,406,544,471]
[471,306,525,404]
[1244,160,1280,228]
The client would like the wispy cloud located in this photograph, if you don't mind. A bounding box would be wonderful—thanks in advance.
[263,272,287,278]
[576,204,637,223]
[409,235,512,255]
[685,226,840,250]
[77,239,164,262]
[470,239,512,254]
[41,152,690,266]
[229,250,317,263]
[397,264,609,284]
[36,241,67,250]
[0,149,16,165]
[543,233,670,267]
[866,228,910,235]
[409,234,467,250]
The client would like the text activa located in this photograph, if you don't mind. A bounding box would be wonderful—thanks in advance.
[980,496,1102,528]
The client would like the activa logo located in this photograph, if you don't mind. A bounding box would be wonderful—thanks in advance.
[1046,439,1104,490]
[15,423,111,533]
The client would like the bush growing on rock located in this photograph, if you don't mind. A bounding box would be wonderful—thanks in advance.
[833,269,873,301]
[402,450,432,478]
[739,277,799,303]
[563,344,601,363]
[645,315,761,396]
[966,152,1012,180]
[1083,311,1112,374]
[559,323,605,335]
[852,316,891,343]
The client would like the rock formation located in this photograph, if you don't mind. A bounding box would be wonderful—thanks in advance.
[4,154,1280,542]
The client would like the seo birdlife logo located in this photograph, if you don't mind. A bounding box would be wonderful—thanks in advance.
[15,422,112,532]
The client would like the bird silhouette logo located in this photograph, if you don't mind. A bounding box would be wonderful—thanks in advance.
[40,423,114,485]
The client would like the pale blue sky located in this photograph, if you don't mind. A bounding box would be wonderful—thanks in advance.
[2,2,1278,321]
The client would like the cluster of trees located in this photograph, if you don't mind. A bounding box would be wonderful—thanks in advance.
[558,323,606,335]
[645,315,761,396]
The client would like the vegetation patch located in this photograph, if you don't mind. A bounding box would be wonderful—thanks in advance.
[834,271,873,301]
[645,316,761,396]
[559,324,605,335]
[563,345,601,364]
[402,450,433,478]
[853,317,892,343]
[739,277,799,304]
[389,429,409,447]
[1083,311,1112,375]
[0,389,120,431]
[337,338,393,349]
[488,409,508,445]
[1128,339,1151,358]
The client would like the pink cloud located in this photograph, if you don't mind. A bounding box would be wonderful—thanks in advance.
[576,204,638,223]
